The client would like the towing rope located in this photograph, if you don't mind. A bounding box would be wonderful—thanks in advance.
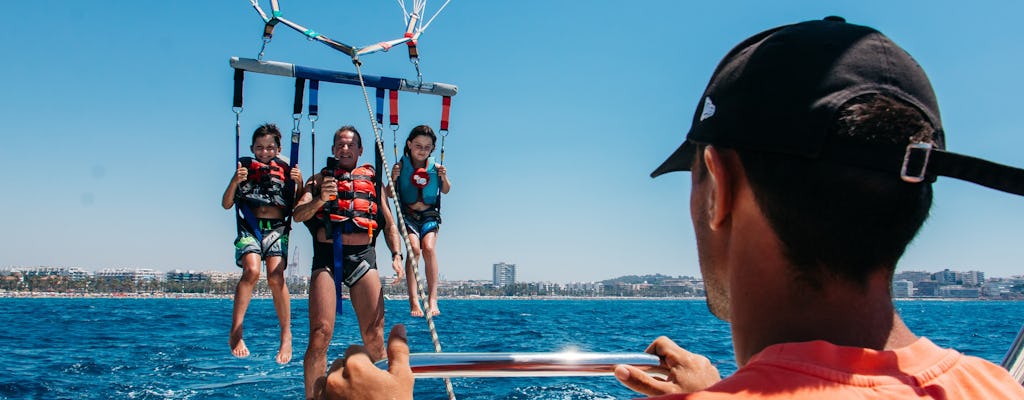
[353,59,457,400]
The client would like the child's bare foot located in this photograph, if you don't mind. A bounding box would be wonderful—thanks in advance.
[427,303,441,317]
[410,307,424,317]
[275,332,292,364]
[229,329,250,358]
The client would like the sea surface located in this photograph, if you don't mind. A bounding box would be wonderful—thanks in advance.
[1,298,1021,399]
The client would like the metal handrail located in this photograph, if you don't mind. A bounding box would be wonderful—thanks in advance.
[1002,323,1024,386]
[375,352,667,379]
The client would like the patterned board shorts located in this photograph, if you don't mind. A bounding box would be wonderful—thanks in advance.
[235,218,288,267]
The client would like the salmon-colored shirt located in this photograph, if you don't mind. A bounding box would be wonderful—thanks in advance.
[647,338,1024,399]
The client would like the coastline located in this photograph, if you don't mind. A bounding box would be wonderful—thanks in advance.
[1,292,1020,301]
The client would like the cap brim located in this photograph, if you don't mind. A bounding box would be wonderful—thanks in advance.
[651,141,696,177]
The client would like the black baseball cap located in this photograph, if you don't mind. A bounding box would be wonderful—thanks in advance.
[652,16,1024,196]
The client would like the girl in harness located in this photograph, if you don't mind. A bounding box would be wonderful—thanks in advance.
[220,123,302,364]
[391,125,451,317]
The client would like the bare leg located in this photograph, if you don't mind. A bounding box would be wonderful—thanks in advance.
[350,269,386,360]
[265,255,292,364]
[404,233,424,317]
[421,232,440,316]
[303,268,336,400]
[230,254,261,358]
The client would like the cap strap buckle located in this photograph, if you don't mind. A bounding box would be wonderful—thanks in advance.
[900,142,933,183]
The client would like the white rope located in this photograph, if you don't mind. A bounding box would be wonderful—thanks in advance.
[353,60,457,400]
[396,0,411,25]
[419,0,452,33]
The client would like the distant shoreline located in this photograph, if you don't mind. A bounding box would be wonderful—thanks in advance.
[1,292,1021,301]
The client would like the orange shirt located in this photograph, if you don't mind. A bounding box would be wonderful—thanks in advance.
[648,338,1024,399]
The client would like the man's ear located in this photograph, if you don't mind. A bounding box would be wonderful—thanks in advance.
[703,145,735,230]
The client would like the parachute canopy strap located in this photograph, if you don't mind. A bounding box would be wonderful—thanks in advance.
[403,12,421,83]
[389,89,400,128]
[406,33,419,61]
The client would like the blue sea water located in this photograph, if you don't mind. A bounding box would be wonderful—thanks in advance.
[0,298,1021,399]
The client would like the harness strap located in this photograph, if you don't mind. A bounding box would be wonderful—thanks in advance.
[440,96,451,132]
[328,210,377,220]
[309,79,319,170]
[335,191,375,201]
[233,69,245,109]
[237,205,264,242]
[233,69,244,162]
[309,80,320,117]
[375,88,385,126]
[389,89,399,127]
[330,227,345,315]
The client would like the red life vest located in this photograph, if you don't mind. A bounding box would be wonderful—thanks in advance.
[318,164,379,232]
[237,156,291,208]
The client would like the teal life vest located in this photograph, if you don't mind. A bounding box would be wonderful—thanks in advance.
[397,155,439,206]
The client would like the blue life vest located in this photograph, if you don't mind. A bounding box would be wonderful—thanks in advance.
[397,155,439,206]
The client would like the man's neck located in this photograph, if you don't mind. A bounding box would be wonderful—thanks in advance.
[730,269,918,366]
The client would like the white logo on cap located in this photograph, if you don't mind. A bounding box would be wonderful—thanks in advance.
[700,97,716,121]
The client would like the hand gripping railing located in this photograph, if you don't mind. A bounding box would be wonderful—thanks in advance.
[374,352,668,379]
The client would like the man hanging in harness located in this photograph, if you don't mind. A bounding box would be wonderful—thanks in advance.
[390,125,451,317]
[220,123,302,364]
[293,125,403,400]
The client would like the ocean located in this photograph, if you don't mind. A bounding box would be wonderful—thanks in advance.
[1,298,1021,399]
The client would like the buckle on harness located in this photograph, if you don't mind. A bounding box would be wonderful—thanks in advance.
[900,142,933,183]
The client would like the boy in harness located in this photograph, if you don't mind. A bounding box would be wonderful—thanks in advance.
[220,123,302,364]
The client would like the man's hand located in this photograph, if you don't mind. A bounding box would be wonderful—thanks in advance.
[321,176,338,202]
[316,325,415,400]
[390,254,405,285]
[614,336,721,396]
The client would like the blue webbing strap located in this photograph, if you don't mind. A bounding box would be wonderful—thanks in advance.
[309,80,320,170]
[375,88,385,125]
[237,203,264,242]
[309,80,320,117]
[331,225,345,315]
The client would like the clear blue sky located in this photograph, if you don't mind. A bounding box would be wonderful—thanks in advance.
[3,1,1023,283]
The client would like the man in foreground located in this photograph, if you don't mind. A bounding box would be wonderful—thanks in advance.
[315,17,1024,399]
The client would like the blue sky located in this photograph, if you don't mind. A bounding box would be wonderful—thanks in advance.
[2,1,1023,283]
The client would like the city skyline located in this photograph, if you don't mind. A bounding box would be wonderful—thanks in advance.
[4,263,1021,284]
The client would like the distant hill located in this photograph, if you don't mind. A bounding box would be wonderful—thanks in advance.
[601,274,697,285]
